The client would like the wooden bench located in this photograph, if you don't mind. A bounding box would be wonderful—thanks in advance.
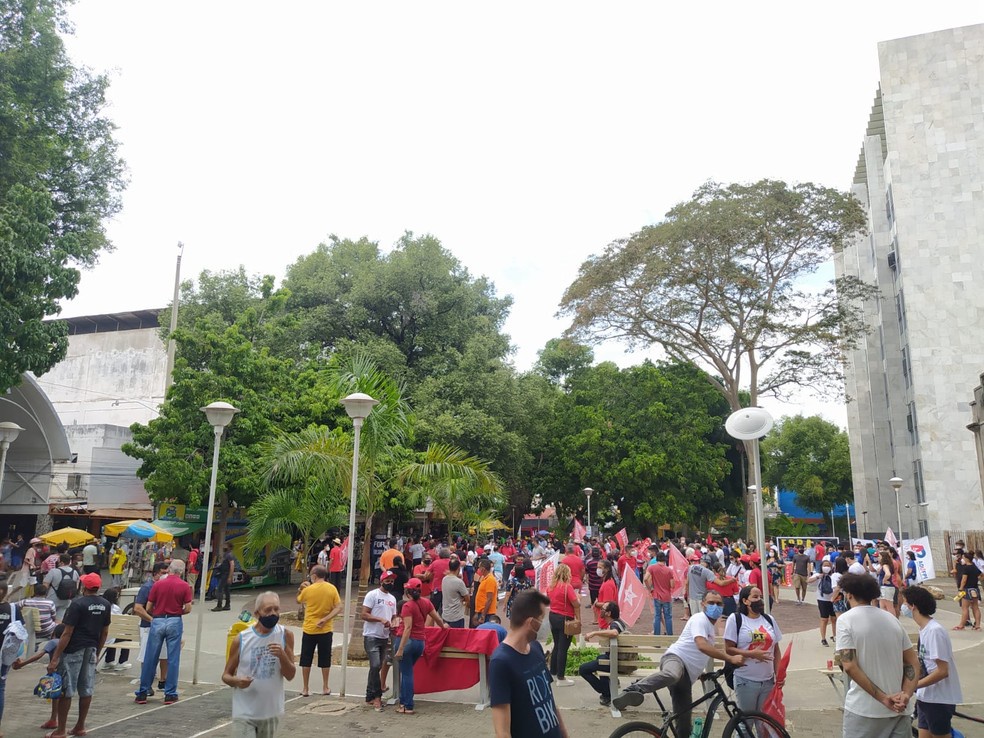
[819,631,919,701]
[389,645,493,710]
[99,614,142,663]
[597,634,728,718]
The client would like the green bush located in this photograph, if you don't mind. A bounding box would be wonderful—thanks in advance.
[564,646,601,676]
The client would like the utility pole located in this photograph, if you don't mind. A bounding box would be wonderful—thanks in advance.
[164,243,184,391]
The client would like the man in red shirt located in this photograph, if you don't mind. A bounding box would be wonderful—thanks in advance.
[427,548,451,612]
[645,551,676,635]
[561,544,586,592]
[135,559,192,705]
[328,537,345,589]
[617,548,637,582]
[413,552,434,598]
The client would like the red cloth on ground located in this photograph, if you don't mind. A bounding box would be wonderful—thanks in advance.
[412,627,499,694]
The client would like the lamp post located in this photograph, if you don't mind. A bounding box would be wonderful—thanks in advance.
[339,392,378,698]
[582,487,594,535]
[0,422,25,504]
[890,477,904,558]
[862,510,868,535]
[845,503,853,540]
[192,401,239,684]
[726,407,774,615]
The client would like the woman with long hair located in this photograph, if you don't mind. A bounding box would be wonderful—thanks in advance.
[505,560,533,619]
[876,551,897,614]
[594,559,617,627]
[547,563,580,685]
[394,577,449,714]
[724,585,783,714]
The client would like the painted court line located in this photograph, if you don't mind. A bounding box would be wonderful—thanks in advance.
[85,687,227,734]
[186,694,305,738]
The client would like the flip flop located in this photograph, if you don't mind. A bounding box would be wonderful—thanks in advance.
[396,706,415,715]
[69,730,87,736]
[300,692,310,697]
[40,721,58,729]
[322,690,332,696]
[952,626,965,631]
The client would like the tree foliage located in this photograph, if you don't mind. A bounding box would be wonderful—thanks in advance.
[761,414,853,515]
[0,0,126,392]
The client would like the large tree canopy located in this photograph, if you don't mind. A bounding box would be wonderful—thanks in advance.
[0,0,126,392]
[559,180,876,410]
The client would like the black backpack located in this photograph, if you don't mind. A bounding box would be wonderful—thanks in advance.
[53,567,80,600]
[724,611,775,688]
[819,574,833,595]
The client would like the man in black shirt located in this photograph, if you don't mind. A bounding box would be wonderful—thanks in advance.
[48,572,111,738]
[214,545,235,612]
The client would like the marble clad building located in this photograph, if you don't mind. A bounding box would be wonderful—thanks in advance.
[835,23,984,564]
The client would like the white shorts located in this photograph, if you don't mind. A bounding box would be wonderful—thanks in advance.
[879,585,896,602]
[138,627,169,663]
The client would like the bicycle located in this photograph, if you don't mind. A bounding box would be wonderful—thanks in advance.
[607,668,789,738]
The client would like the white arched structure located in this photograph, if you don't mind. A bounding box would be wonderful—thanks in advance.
[0,374,72,515]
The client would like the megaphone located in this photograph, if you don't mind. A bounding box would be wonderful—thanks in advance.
[725,407,774,440]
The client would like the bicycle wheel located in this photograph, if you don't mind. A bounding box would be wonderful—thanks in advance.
[721,710,789,738]
[608,720,666,738]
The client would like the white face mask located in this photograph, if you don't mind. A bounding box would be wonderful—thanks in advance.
[900,603,913,619]
[822,566,832,573]
[596,569,605,577]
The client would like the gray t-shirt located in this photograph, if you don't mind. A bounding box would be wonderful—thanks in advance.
[687,565,715,600]
[793,553,811,576]
[442,574,470,622]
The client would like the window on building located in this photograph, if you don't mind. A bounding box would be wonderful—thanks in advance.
[879,326,886,361]
[886,185,895,225]
[912,459,925,503]
[918,519,929,538]
[896,290,908,336]
[907,401,919,445]
[901,346,911,388]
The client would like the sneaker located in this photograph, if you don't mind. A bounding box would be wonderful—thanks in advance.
[147,688,155,697]
[211,606,225,612]
[164,694,178,705]
[115,662,132,670]
[600,696,611,706]
[612,690,645,711]
[134,693,148,705]
[821,639,829,647]
[100,662,116,671]
[555,679,575,687]
[158,680,166,690]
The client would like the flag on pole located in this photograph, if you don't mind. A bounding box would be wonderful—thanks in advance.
[573,518,587,543]
[615,528,629,550]
[617,562,648,626]
[884,528,898,547]
[667,543,689,599]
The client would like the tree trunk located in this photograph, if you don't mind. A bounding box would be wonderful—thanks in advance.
[348,512,375,661]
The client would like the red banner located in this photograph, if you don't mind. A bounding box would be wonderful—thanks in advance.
[615,528,629,549]
[618,562,648,626]
[667,544,689,599]
[573,518,587,543]
[412,627,499,694]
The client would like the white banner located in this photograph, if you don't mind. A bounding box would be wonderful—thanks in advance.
[903,536,936,582]
[533,551,560,593]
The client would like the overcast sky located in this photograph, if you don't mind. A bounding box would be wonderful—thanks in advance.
[60,2,983,427]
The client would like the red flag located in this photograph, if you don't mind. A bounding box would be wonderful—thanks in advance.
[617,562,647,626]
[762,642,793,728]
[667,544,689,599]
[340,536,349,569]
[573,518,587,543]
[615,528,629,549]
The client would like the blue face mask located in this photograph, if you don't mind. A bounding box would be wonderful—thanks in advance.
[900,604,913,619]
[704,604,724,620]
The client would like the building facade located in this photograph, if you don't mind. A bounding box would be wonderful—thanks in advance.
[835,24,984,563]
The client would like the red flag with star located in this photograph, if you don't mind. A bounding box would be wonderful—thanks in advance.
[617,560,647,626]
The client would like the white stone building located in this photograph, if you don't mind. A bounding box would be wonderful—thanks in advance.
[835,23,984,564]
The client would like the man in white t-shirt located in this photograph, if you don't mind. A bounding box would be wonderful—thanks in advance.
[836,573,918,738]
[361,571,398,710]
[613,592,744,737]
[843,550,867,576]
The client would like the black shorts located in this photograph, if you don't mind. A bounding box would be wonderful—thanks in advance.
[916,700,954,735]
[299,632,333,668]
[817,600,835,618]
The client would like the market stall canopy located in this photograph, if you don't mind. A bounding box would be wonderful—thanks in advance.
[151,518,204,537]
[102,519,174,542]
[40,527,96,547]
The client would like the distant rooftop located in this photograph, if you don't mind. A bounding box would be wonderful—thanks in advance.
[58,309,164,335]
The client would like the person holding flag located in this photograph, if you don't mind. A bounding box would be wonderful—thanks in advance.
[595,559,617,628]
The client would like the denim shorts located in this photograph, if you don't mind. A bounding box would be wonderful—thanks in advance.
[916,701,955,735]
[59,648,97,698]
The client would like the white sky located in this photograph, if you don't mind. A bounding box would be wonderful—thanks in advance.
[60,2,984,428]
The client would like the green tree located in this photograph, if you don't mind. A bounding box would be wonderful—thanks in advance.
[761,415,853,523]
[559,180,877,533]
[0,0,126,391]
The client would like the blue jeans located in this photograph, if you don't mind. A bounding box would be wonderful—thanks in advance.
[0,663,8,722]
[398,637,424,709]
[138,616,183,698]
[652,599,673,635]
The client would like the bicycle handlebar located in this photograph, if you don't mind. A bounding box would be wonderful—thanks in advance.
[700,668,726,682]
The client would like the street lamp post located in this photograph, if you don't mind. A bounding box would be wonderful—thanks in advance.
[861,510,868,535]
[192,401,239,684]
[339,392,379,698]
[0,422,25,504]
[726,407,774,615]
[582,487,594,535]
[890,477,904,558]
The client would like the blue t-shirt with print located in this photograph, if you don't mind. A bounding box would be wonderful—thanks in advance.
[489,639,562,737]
[135,578,154,629]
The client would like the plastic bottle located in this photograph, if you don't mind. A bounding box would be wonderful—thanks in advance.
[689,716,704,738]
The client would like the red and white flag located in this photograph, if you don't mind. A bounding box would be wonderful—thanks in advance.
[615,528,629,550]
[618,562,648,626]
[884,528,898,548]
[573,518,587,543]
[667,543,689,599]
[340,536,349,569]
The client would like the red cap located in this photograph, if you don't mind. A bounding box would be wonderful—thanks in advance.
[80,572,102,590]
[380,570,396,582]
[749,552,761,563]
[406,577,423,590]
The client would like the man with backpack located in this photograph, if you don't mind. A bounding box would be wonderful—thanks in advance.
[44,552,81,619]
[809,560,838,646]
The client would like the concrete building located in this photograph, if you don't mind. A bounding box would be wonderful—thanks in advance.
[835,23,984,563]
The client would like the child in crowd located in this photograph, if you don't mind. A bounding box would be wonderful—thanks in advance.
[12,623,65,730]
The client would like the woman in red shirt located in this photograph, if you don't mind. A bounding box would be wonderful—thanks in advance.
[547,564,580,685]
[394,578,448,714]
[594,559,617,628]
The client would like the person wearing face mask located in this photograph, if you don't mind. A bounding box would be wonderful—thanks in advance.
[809,560,839,646]
[612,592,745,737]
[362,570,398,711]
[223,591,296,737]
[724,586,783,715]
[394,577,448,714]
[594,559,617,628]
[900,586,962,738]
[489,589,568,738]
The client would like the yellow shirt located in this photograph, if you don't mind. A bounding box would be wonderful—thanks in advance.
[109,549,127,575]
[299,580,341,634]
[475,574,499,617]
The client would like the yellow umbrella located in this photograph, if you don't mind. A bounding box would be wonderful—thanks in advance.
[478,519,510,533]
[102,519,174,543]
[40,527,96,546]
